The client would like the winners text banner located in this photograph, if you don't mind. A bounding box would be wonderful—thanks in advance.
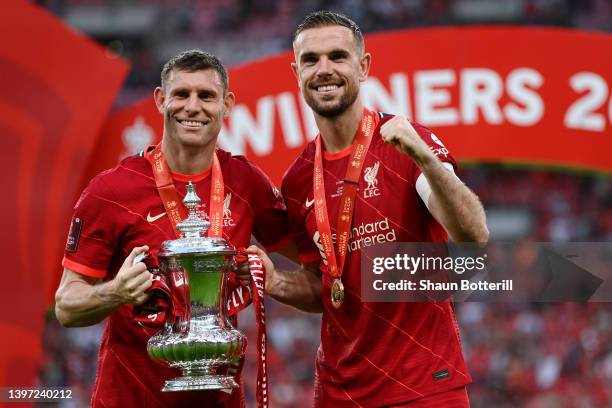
[94,26,612,186]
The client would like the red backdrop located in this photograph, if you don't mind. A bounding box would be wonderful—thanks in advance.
[0,2,128,389]
[3,9,612,391]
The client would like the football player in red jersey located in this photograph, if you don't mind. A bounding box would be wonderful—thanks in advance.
[55,50,290,408]
[249,11,489,407]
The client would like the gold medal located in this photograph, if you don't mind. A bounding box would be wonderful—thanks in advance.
[331,278,345,309]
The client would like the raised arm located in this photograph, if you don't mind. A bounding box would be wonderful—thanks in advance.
[55,246,153,327]
[418,156,488,242]
[380,116,489,243]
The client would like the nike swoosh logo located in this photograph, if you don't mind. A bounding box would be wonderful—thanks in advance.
[305,197,315,208]
[147,211,167,223]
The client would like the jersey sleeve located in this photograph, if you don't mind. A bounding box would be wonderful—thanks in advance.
[62,176,117,279]
[409,122,458,184]
[247,163,291,252]
[281,181,321,265]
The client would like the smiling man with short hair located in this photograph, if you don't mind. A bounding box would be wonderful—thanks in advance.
[254,11,489,407]
[55,50,290,408]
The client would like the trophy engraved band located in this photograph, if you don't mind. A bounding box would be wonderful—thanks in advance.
[147,183,246,391]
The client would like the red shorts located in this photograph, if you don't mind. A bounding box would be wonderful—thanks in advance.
[389,386,470,408]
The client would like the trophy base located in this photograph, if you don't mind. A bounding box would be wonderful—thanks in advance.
[162,375,239,392]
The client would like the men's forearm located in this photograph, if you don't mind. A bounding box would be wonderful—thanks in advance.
[55,280,123,327]
[267,267,323,313]
[418,155,489,242]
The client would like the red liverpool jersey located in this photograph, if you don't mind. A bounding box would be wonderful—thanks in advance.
[62,149,289,408]
[282,113,471,407]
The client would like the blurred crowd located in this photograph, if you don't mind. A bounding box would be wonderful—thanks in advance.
[461,302,612,408]
[463,166,612,242]
[39,167,612,407]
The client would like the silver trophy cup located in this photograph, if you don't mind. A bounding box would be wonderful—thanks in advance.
[147,182,247,391]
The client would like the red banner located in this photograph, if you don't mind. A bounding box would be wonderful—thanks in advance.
[363,27,612,173]
[95,26,612,186]
[84,98,161,181]
[0,2,129,388]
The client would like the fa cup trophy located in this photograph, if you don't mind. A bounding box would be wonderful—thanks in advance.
[146,183,247,391]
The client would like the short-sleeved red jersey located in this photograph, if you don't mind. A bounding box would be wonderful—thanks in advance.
[281,113,471,407]
[63,149,289,408]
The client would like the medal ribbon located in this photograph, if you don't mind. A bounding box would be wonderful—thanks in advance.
[144,144,255,314]
[144,144,224,238]
[144,144,254,312]
[207,153,224,238]
[313,109,378,279]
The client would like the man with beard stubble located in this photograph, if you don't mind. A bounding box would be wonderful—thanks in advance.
[249,11,489,407]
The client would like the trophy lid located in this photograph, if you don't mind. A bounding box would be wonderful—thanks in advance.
[159,182,236,257]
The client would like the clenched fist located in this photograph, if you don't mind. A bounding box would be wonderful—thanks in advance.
[380,116,433,164]
[110,245,153,305]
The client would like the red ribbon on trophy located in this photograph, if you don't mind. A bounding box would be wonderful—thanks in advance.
[234,253,268,408]
[133,251,268,408]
